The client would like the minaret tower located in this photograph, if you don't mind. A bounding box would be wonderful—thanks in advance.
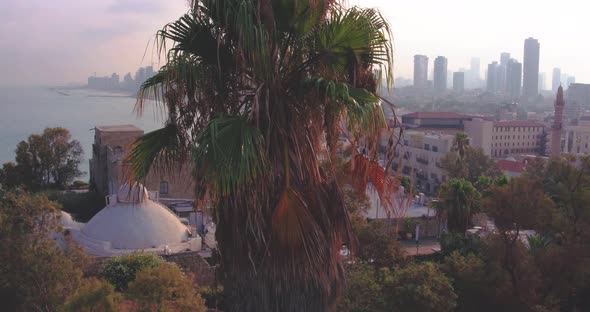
[551,86,565,156]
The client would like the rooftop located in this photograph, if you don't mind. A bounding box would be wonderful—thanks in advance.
[402,111,486,119]
[95,125,143,132]
[497,159,526,173]
[493,120,546,128]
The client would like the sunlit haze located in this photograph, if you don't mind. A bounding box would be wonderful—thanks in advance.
[1,0,588,86]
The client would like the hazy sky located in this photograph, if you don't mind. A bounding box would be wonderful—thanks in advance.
[1,0,588,86]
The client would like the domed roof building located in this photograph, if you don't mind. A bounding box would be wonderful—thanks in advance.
[61,183,201,256]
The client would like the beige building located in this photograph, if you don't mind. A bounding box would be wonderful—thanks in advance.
[564,116,590,154]
[90,125,195,202]
[463,119,546,158]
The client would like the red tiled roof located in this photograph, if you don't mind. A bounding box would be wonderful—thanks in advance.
[402,112,487,119]
[496,159,526,173]
[493,120,546,128]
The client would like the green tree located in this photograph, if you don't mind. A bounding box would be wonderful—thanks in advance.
[382,262,457,312]
[437,178,481,233]
[101,253,164,291]
[127,262,207,312]
[356,221,406,268]
[441,146,500,184]
[482,177,556,301]
[0,161,20,190]
[339,263,386,312]
[13,127,84,190]
[127,1,394,310]
[453,133,470,158]
[60,278,121,312]
[0,191,88,312]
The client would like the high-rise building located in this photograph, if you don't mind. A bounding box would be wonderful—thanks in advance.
[538,72,546,92]
[469,57,481,88]
[552,68,561,93]
[433,56,448,93]
[506,59,522,99]
[413,55,429,88]
[565,83,590,121]
[500,53,511,66]
[523,37,540,99]
[487,62,498,93]
[453,72,465,93]
[496,63,507,93]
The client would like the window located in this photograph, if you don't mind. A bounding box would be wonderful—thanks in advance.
[432,146,438,152]
[159,181,169,194]
[424,143,430,151]
[404,139,409,146]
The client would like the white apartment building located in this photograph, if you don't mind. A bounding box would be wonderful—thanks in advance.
[394,130,455,194]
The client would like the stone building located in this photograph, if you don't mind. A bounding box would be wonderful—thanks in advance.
[90,125,195,202]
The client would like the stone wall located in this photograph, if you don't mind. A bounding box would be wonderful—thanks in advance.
[87,251,216,287]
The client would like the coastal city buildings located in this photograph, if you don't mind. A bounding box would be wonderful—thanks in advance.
[413,54,429,88]
[87,65,155,92]
[523,37,540,99]
[433,56,448,93]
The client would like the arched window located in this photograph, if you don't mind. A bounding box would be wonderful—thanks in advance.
[159,181,169,195]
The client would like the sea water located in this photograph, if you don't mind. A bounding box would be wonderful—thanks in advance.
[0,86,163,180]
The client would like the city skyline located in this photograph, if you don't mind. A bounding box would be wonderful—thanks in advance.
[1,0,589,86]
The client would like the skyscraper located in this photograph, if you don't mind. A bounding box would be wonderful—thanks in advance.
[453,72,464,93]
[469,57,481,88]
[413,55,429,88]
[538,72,546,92]
[506,59,522,99]
[500,53,511,66]
[487,62,498,93]
[433,56,448,93]
[552,68,561,93]
[523,37,540,99]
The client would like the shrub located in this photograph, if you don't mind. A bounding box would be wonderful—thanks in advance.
[382,262,457,312]
[101,253,163,291]
[127,262,207,312]
[61,278,121,312]
[199,286,225,310]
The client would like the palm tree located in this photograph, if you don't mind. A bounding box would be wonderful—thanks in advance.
[437,178,481,234]
[453,132,470,159]
[127,1,394,311]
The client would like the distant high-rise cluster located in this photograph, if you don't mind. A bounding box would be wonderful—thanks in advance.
[87,65,156,92]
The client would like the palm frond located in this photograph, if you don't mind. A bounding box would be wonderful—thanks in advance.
[125,124,186,181]
[193,115,268,196]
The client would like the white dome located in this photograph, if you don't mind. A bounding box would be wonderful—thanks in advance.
[60,211,80,230]
[81,184,190,250]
